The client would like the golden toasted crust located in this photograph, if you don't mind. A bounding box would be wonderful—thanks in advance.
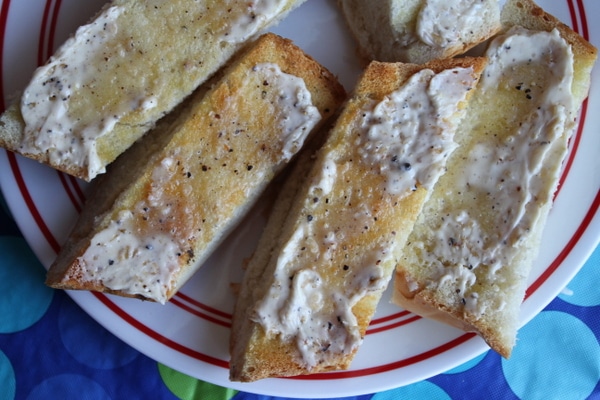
[229,56,487,382]
[0,0,307,181]
[392,0,597,359]
[45,33,346,303]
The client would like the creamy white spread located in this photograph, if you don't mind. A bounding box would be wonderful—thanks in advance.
[310,157,337,196]
[416,0,489,48]
[253,217,390,369]
[250,63,321,161]
[426,27,574,317]
[75,154,187,304]
[20,6,133,179]
[76,210,181,303]
[220,0,286,43]
[358,67,476,196]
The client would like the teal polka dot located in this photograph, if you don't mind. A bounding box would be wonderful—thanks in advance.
[502,311,600,400]
[372,380,451,400]
[26,374,110,399]
[444,350,488,374]
[0,237,54,333]
[58,298,139,369]
[558,247,600,307]
[0,349,16,400]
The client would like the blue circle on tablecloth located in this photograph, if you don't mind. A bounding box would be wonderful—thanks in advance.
[372,380,451,400]
[0,236,53,333]
[58,297,139,369]
[443,350,488,374]
[0,349,16,400]
[502,311,600,400]
[558,246,600,307]
[26,374,110,399]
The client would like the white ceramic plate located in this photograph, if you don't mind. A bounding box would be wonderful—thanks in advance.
[0,0,598,398]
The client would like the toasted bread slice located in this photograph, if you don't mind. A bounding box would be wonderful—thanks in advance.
[0,0,306,181]
[392,0,597,358]
[337,0,501,64]
[45,33,346,304]
[229,56,487,381]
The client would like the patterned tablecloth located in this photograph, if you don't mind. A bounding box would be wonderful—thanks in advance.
[1,189,599,400]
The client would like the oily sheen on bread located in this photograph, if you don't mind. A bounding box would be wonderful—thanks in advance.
[45,33,346,304]
[0,0,306,181]
[337,0,501,64]
[392,0,597,358]
[229,56,487,381]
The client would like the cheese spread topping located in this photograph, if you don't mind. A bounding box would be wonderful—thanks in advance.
[251,63,322,161]
[75,210,181,303]
[309,156,337,196]
[20,6,131,179]
[416,0,490,48]
[426,27,574,317]
[220,0,287,43]
[358,67,476,196]
[253,216,390,369]
[76,154,188,304]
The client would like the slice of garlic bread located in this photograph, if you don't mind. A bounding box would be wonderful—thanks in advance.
[229,56,486,381]
[392,0,597,358]
[45,33,346,304]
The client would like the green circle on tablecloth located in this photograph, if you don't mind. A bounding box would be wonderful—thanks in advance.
[502,311,600,400]
[0,237,53,333]
[157,363,238,399]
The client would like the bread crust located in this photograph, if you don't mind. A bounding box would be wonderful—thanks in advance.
[229,56,487,381]
[45,33,346,303]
